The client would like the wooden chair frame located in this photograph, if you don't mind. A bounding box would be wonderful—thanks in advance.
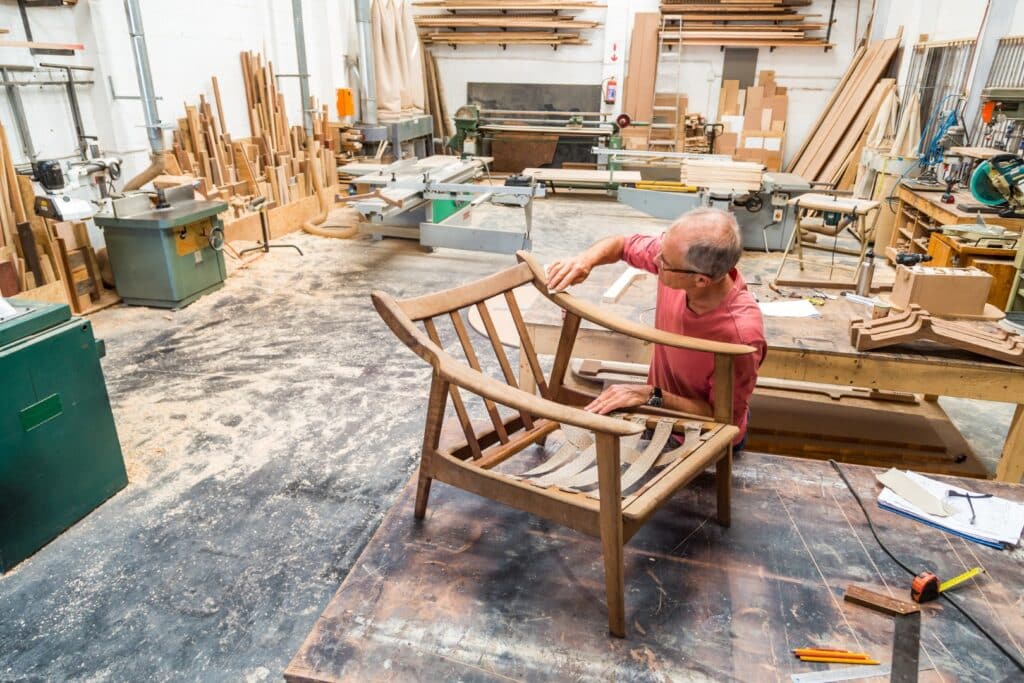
[372,251,755,637]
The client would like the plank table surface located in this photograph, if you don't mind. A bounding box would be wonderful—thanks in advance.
[519,258,1024,482]
[285,455,1024,682]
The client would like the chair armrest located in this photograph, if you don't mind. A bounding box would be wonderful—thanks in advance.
[516,251,756,356]
[437,351,644,438]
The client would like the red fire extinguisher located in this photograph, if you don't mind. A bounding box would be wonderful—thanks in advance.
[603,77,617,105]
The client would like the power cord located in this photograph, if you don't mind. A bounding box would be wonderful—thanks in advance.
[828,459,1024,673]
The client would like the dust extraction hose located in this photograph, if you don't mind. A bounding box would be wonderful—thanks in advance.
[301,137,357,239]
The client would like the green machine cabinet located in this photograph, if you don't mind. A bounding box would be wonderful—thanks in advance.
[0,300,127,573]
[94,187,229,309]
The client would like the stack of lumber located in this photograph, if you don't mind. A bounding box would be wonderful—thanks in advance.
[621,12,661,136]
[734,70,787,171]
[679,158,763,192]
[414,1,603,47]
[660,0,830,47]
[0,123,118,313]
[166,51,343,239]
[787,33,902,183]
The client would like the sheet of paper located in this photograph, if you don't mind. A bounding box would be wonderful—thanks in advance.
[878,470,1024,546]
[877,468,952,517]
[758,299,821,318]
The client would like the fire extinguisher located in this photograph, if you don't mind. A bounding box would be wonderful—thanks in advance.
[603,77,617,105]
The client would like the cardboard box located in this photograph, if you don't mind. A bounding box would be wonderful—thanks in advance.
[889,265,993,316]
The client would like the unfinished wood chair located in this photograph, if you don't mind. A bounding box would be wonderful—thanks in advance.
[371,251,755,637]
[774,193,881,289]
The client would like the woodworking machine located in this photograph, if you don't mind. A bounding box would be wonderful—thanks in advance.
[346,156,545,254]
[93,185,228,308]
[447,103,616,158]
[0,299,127,573]
[598,148,814,251]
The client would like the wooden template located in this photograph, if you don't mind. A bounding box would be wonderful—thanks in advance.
[371,251,755,636]
[851,305,1024,366]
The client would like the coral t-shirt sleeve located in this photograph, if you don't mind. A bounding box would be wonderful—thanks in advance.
[621,233,660,274]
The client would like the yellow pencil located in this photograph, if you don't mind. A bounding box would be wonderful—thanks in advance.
[793,649,871,659]
[799,656,881,665]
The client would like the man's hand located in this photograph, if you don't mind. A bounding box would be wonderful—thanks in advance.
[546,256,592,292]
[585,384,652,415]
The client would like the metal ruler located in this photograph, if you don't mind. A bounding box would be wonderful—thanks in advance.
[791,665,891,682]
[792,665,934,682]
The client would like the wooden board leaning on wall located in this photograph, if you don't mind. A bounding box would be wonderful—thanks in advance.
[0,123,118,314]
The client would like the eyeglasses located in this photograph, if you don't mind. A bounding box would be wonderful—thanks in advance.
[655,251,709,278]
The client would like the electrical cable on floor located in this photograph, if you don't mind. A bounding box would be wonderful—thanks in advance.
[828,459,1024,673]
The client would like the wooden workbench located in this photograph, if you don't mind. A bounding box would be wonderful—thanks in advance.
[285,455,1024,682]
[519,263,1024,482]
[885,185,1024,268]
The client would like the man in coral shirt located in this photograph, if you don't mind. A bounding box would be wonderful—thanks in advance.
[546,207,766,448]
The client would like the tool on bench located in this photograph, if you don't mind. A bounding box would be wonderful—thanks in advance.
[894,252,933,267]
[911,566,985,603]
[843,585,920,683]
[793,648,878,665]
[854,250,876,297]
[237,197,304,258]
[947,490,993,524]
[703,122,724,154]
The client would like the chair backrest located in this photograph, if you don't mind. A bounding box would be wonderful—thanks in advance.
[372,261,553,460]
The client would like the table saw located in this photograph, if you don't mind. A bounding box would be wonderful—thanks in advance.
[345,155,545,255]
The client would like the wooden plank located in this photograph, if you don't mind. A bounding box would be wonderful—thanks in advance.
[791,35,900,180]
[0,39,84,50]
[223,187,340,243]
[622,13,660,124]
[0,258,18,296]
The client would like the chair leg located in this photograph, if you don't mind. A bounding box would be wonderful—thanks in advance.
[716,446,732,528]
[596,432,625,637]
[414,468,432,520]
[601,532,626,638]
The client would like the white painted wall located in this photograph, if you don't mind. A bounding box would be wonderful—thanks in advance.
[425,0,874,163]
[0,0,354,177]
[1013,2,1024,33]
[0,0,1013,195]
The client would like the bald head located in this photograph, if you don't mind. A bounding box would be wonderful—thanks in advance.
[662,207,742,280]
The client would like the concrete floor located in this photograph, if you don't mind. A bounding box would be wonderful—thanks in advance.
[0,194,1013,681]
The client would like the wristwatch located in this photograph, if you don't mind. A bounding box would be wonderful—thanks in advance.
[647,386,663,408]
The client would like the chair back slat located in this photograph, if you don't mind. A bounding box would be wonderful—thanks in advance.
[399,262,535,322]
[503,290,550,398]
[423,317,483,459]
[449,311,510,444]
[474,300,535,431]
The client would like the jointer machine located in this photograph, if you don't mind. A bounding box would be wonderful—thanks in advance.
[346,156,545,255]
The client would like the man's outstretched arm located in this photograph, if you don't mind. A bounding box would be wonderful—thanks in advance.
[545,235,626,292]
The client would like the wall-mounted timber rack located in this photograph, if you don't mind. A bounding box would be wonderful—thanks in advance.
[414,0,604,49]
[659,0,835,51]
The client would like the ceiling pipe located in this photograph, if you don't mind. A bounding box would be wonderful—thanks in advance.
[355,0,379,126]
[122,0,167,190]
